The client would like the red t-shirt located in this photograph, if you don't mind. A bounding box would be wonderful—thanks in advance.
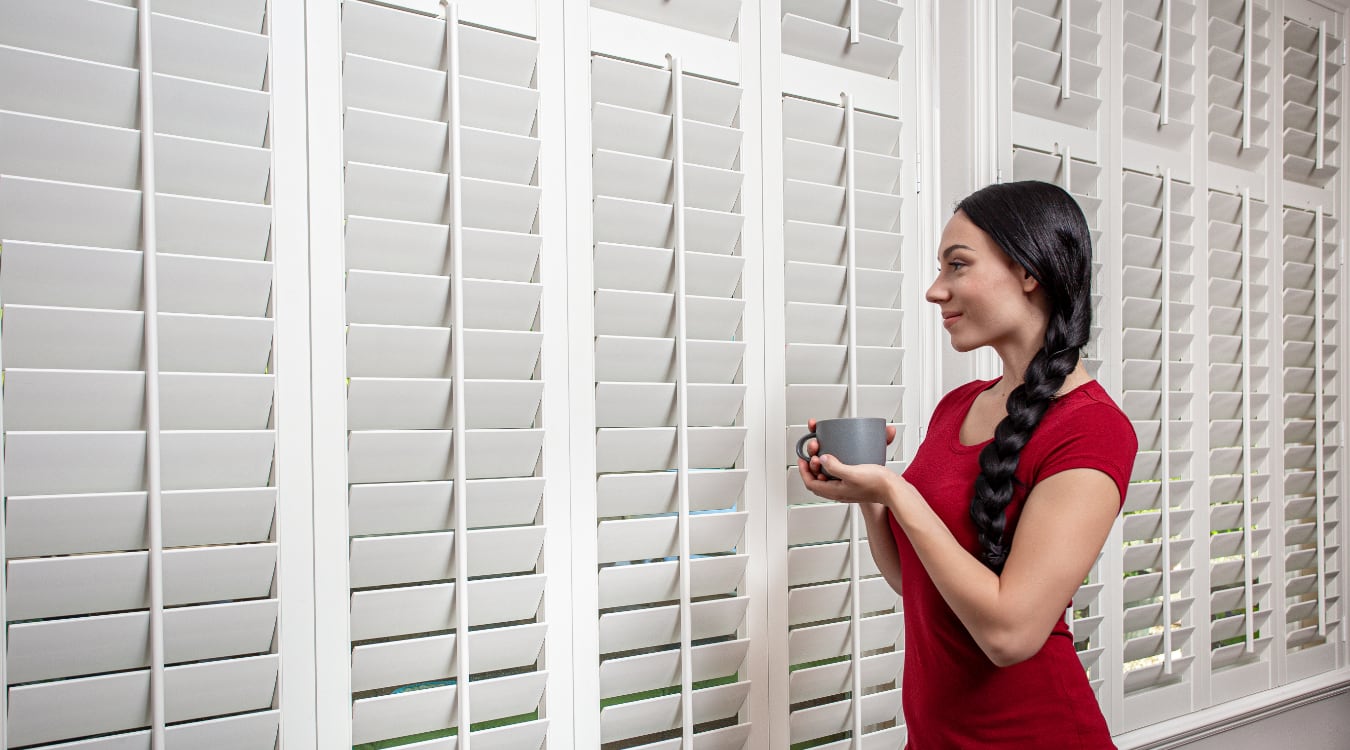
[890,378,1137,749]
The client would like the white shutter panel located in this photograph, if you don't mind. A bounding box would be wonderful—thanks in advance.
[777,2,909,748]
[1122,0,1197,148]
[1118,169,1199,721]
[1,0,281,747]
[338,2,551,747]
[588,28,755,743]
[1008,0,1105,130]
[1281,16,1341,188]
[1205,188,1277,701]
[1278,0,1344,689]
[1279,205,1342,677]
[1208,0,1274,168]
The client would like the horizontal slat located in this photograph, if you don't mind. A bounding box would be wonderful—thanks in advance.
[349,574,545,641]
[599,639,748,701]
[151,12,267,90]
[596,469,747,518]
[347,428,542,483]
[350,623,547,692]
[348,476,544,535]
[351,670,546,745]
[597,512,748,563]
[8,655,278,747]
[7,543,275,620]
[594,336,743,383]
[0,44,139,129]
[348,525,545,588]
[7,485,274,557]
[598,596,748,654]
[8,599,277,684]
[789,611,902,664]
[596,426,746,473]
[347,325,541,379]
[591,56,740,127]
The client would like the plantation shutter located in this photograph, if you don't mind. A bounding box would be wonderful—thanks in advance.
[586,4,757,748]
[1208,0,1274,169]
[1117,169,1200,720]
[1279,0,1344,687]
[775,1,911,747]
[0,0,282,746]
[1205,187,1277,702]
[334,1,553,746]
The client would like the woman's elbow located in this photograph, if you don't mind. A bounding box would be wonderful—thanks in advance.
[982,631,1042,668]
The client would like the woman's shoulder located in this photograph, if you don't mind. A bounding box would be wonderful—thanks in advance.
[1040,380,1137,443]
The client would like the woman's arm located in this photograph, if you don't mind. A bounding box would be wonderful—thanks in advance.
[805,455,1119,667]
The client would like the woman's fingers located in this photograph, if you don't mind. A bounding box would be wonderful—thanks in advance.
[885,424,897,445]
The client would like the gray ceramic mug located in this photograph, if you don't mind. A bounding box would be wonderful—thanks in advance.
[795,417,888,479]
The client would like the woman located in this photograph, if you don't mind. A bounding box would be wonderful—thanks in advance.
[800,181,1138,748]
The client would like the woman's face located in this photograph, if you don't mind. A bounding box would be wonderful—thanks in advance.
[925,211,1047,353]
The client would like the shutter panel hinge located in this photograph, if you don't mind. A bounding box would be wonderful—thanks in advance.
[914,151,922,193]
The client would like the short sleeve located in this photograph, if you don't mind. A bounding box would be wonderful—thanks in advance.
[1030,400,1139,506]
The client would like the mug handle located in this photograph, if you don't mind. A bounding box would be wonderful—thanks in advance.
[795,431,818,463]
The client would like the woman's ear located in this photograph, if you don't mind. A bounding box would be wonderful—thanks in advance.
[1021,270,1040,294]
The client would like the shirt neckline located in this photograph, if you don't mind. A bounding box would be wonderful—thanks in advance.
[949,377,1100,452]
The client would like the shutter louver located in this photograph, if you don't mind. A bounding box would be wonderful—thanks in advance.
[1282,18,1342,188]
[1118,170,1199,705]
[1279,205,1342,671]
[1205,189,1277,687]
[774,2,911,745]
[1208,0,1273,168]
[1121,0,1197,148]
[590,53,753,748]
[339,2,550,746]
[1,0,280,747]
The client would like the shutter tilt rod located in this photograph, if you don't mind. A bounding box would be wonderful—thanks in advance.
[1317,23,1327,170]
[1159,170,1174,676]
[1241,0,1252,148]
[1313,207,1327,637]
[441,2,473,745]
[1062,0,1072,100]
[1161,0,1172,127]
[137,0,168,746]
[842,91,866,748]
[849,0,860,44]
[1239,188,1255,654]
[668,53,696,747]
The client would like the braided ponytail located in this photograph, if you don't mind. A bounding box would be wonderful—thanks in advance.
[956,182,1094,573]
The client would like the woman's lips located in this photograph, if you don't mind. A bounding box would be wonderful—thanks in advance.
[942,313,961,327]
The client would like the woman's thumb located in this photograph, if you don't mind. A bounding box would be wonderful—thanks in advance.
[821,454,855,478]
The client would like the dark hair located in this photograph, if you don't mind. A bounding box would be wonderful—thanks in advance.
[955,180,1094,573]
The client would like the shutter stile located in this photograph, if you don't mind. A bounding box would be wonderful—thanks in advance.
[340,1,550,747]
[2,0,281,746]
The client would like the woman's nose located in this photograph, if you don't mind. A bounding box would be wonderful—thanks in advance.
[925,276,947,304]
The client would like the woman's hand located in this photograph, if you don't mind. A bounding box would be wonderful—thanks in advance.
[797,419,914,514]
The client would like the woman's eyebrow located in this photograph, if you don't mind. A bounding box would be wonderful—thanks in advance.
[941,243,975,259]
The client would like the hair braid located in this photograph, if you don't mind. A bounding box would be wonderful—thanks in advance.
[957,181,1095,573]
